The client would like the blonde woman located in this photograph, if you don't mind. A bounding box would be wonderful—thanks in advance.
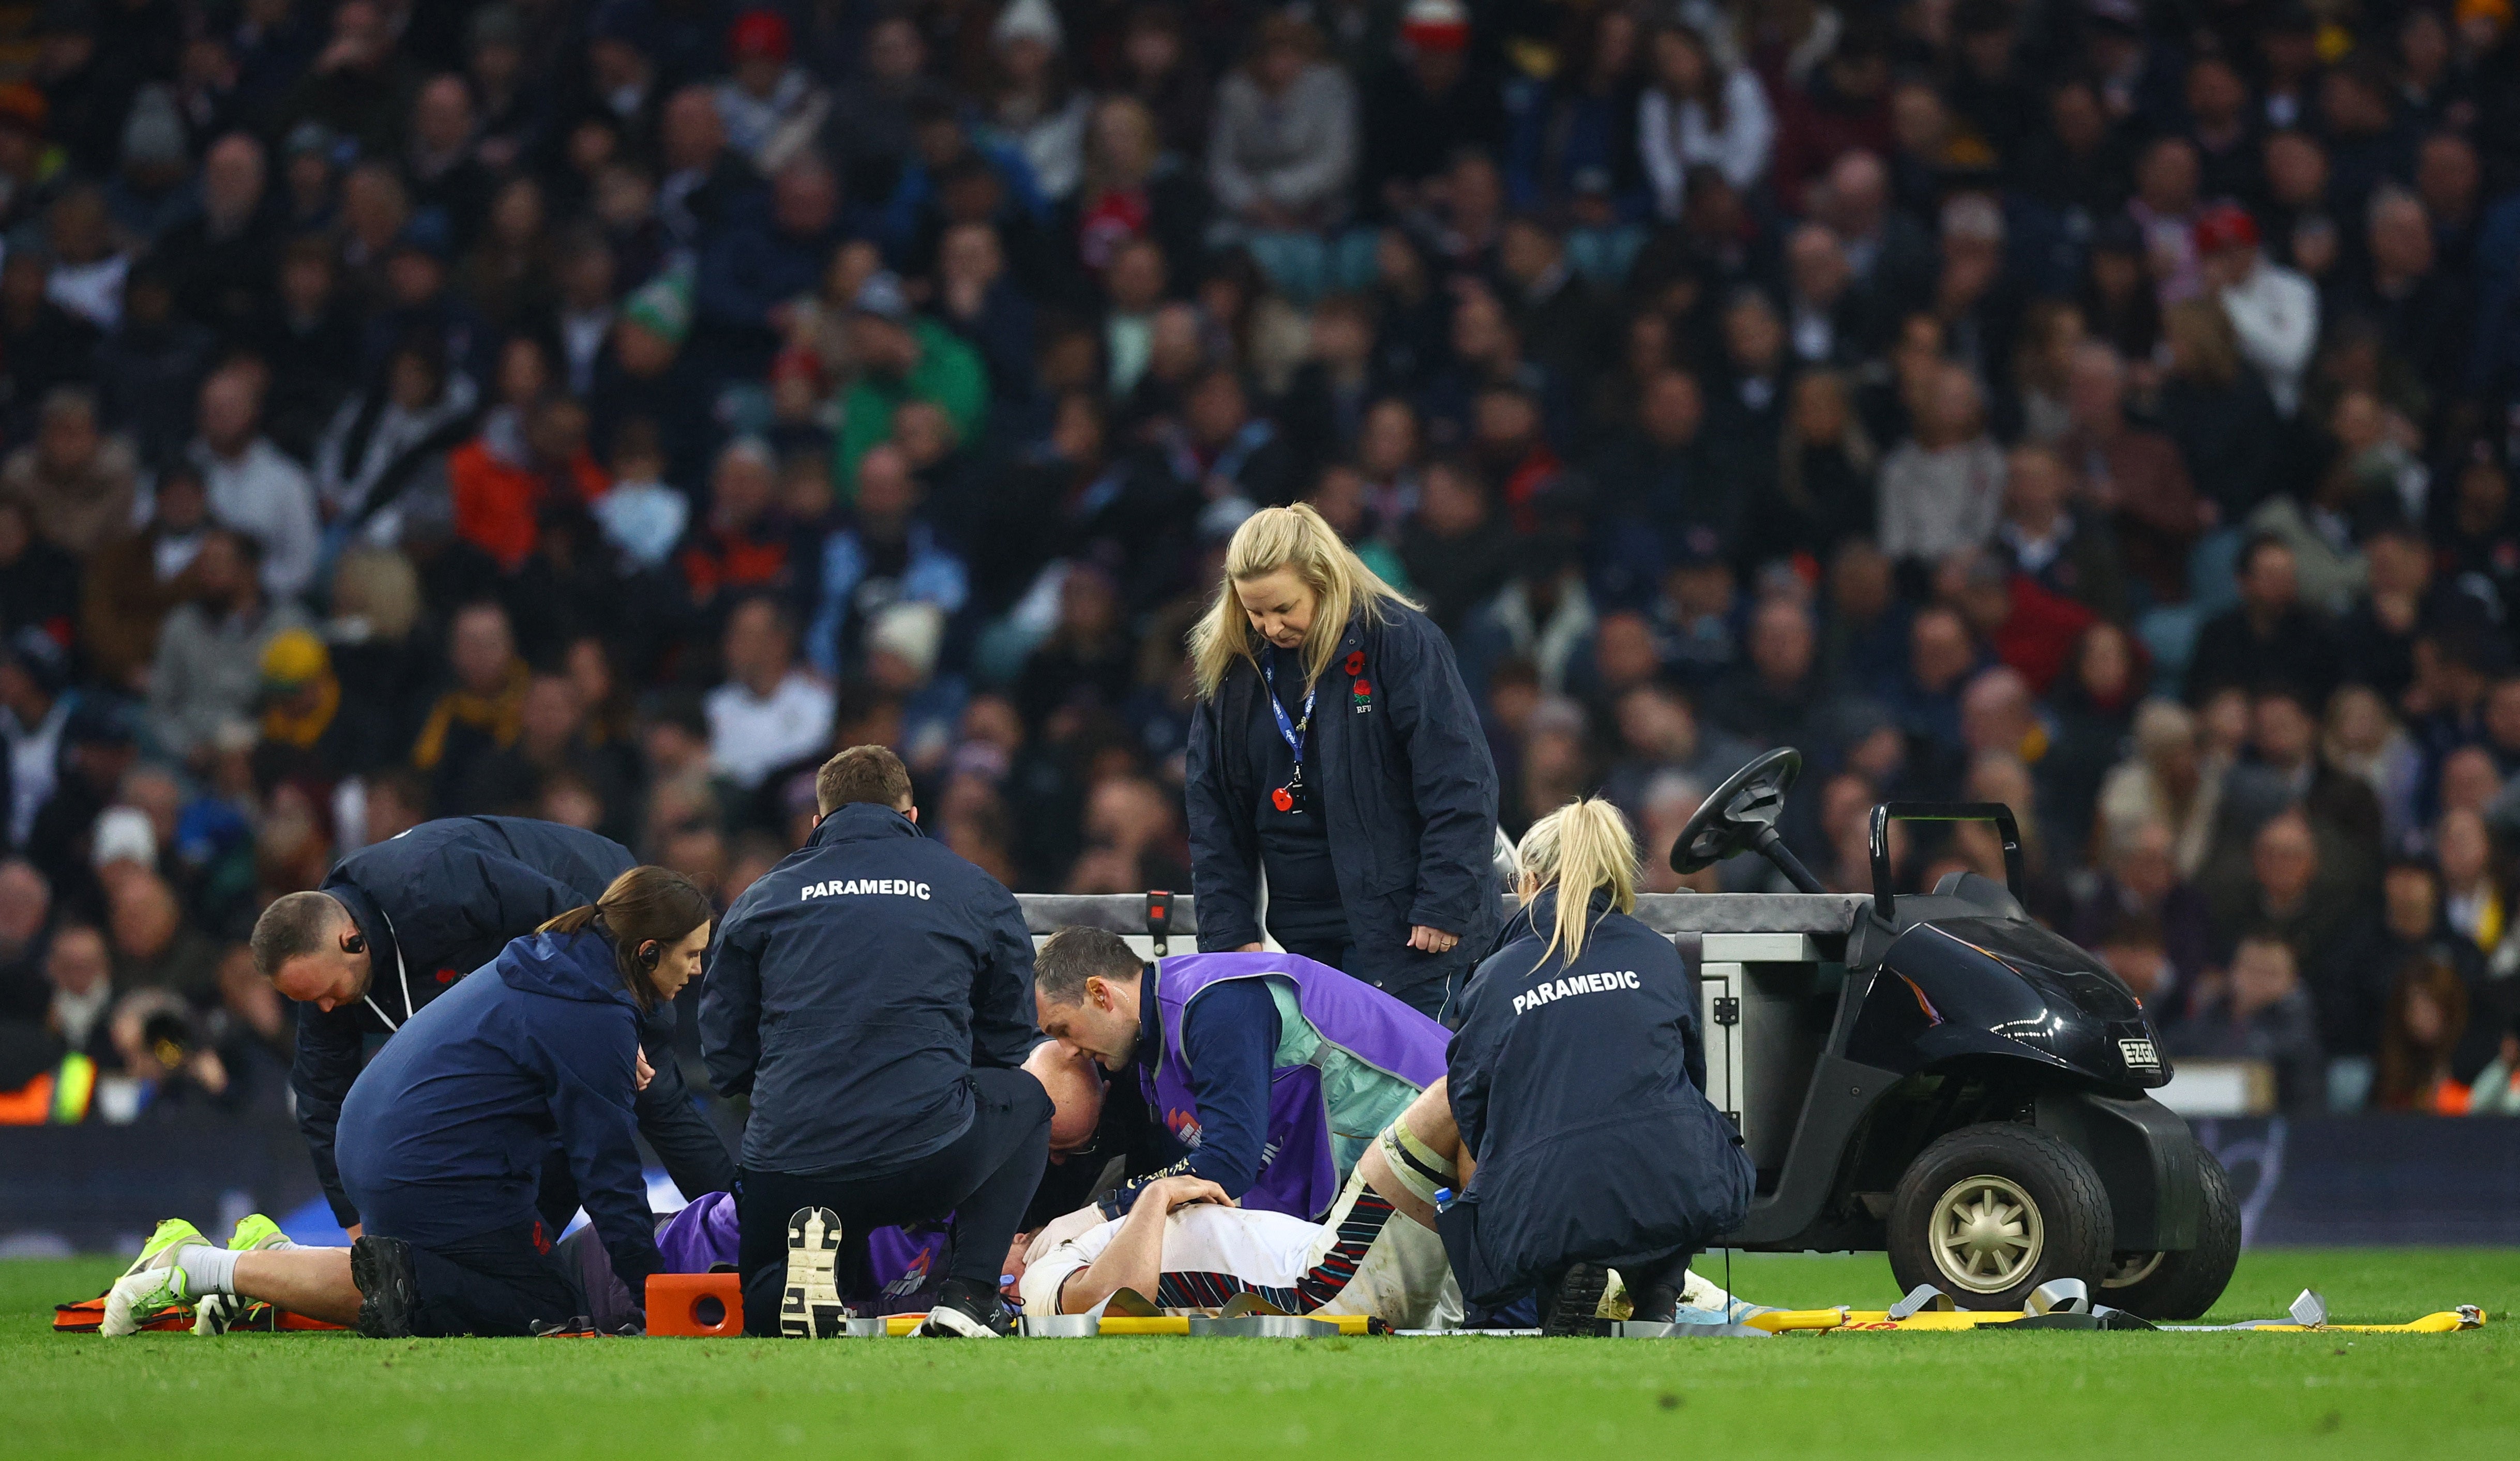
[1185,504,1498,1018]
[1444,798,1753,1333]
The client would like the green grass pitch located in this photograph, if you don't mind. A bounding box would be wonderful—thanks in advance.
[10,1250,2518,1459]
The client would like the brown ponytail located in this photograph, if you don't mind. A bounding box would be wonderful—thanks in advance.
[539,865,714,1011]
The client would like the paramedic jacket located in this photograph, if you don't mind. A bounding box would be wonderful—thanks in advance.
[337,930,662,1290]
[699,802,1040,1175]
[1441,889,1754,1302]
[291,816,733,1225]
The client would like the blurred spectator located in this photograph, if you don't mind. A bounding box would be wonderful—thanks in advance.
[2098,699,2220,878]
[146,529,310,766]
[2186,537,2339,707]
[2155,300,2279,527]
[41,923,117,1064]
[835,270,988,488]
[2197,202,2318,418]
[412,600,526,809]
[0,858,47,1018]
[2167,933,2326,1114]
[1878,363,2004,565]
[312,334,478,554]
[1,386,135,558]
[1994,444,2125,623]
[1397,455,1513,635]
[448,392,608,573]
[805,443,968,680]
[1207,14,1357,294]
[187,368,321,602]
[106,871,218,1008]
[705,595,832,791]
[1638,24,1773,224]
[2374,954,2470,1112]
[249,627,379,795]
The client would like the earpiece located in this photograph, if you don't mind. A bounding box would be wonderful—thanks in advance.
[343,932,367,955]
[639,941,661,969]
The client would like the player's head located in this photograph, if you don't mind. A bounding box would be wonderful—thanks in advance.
[1023,1039,1107,1159]
[251,890,369,1009]
[1033,926,1148,1070]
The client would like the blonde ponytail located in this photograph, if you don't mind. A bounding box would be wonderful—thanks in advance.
[1515,798,1641,969]
[1188,503,1419,699]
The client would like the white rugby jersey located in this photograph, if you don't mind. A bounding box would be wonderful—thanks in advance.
[1018,1192,1454,1327]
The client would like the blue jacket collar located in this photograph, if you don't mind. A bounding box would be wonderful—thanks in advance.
[809,801,924,846]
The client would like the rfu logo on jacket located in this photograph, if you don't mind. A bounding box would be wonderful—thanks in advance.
[799,878,934,901]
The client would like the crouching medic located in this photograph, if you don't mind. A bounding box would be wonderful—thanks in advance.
[1030,929,1448,1232]
[1442,798,1754,1333]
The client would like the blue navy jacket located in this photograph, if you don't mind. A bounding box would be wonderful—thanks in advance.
[290,817,730,1224]
[700,802,1039,1175]
[338,930,662,1288]
[1443,890,1753,1302]
[1186,603,1500,1001]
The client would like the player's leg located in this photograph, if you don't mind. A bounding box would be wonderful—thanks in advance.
[1355,1077,1462,1232]
[101,1215,362,1334]
[104,1242,360,1333]
[233,1248,361,1325]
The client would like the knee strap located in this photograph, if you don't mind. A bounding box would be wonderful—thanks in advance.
[1377,1121,1456,1207]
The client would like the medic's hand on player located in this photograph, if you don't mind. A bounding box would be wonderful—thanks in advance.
[1143,1175,1234,1212]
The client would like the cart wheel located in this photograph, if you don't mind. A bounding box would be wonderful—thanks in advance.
[2095,1145,2242,1320]
[1887,1124,2114,1310]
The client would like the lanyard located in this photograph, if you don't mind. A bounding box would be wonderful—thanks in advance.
[1259,654,1315,768]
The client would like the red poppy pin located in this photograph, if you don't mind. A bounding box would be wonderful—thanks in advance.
[1345,650,1365,676]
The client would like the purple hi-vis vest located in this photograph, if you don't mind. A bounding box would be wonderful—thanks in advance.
[1142,952,1449,1221]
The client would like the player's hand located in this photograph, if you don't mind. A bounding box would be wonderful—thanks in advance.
[1409,925,1461,955]
[1148,1176,1234,1212]
[1235,942,1264,953]
[1026,1204,1106,1262]
[635,1049,655,1091]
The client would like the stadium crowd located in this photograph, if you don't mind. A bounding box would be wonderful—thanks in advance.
[4,0,2520,1130]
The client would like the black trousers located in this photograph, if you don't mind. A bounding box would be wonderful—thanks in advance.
[384,1216,583,1337]
[735,1067,1051,1335]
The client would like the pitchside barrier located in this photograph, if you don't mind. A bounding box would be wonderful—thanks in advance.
[8,889,2519,1254]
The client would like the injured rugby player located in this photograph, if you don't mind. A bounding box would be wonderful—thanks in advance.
[1019,1077,1465,1326]
[1019,1077,1767,1329]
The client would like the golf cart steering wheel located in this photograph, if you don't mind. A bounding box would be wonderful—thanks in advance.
[1670,747,1806,877]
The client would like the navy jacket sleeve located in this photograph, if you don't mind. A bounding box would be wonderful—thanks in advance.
[1185,677,1264,952]
[968,881,1041,1071]
[1381,612,1500,937]
[1101,982,1280,1214]
[698,911,763,1098]
[1445,953,1508,1163]
[535,1005,664,1291]
[290,1006,369,1225]
[633,1004,736,1200]
[1175,981,1280,1196]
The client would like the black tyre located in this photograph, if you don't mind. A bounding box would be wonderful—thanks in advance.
[2098,1144,2242,1320]
[1888,1124,2115,1311]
